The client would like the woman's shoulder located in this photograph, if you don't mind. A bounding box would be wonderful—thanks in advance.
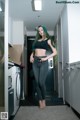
[47,39,55,47]
[46,39,51,43]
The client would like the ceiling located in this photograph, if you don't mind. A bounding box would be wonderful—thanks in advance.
[0,0,65,32]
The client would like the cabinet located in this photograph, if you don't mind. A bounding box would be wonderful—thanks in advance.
[70,63,80,114]
[64,62,80,114]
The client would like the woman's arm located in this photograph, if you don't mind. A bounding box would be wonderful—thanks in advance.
[46,39,57,59]
[40,39,57,62]
[30,52,34,63]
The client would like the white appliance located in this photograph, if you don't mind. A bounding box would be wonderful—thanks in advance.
[11,66,21,115]
[8,62,14,89]
[8,64,14,118]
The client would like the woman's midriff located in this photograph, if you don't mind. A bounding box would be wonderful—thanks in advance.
[35,49,46,57]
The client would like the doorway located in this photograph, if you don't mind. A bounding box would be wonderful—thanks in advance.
[24,36,64,106]
[27,36,55,97]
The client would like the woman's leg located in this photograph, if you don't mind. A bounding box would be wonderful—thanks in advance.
[33,63,42,100]
[33,63,44,108]
[39,60,48,107]
[33,57,48,108]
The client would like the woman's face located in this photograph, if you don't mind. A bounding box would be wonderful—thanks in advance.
[38,27,45,37]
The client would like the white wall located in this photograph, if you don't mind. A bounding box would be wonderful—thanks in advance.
[26,30,54,36]
[12,20,24,45]
[67,4,80,63]
[61,5,69,66]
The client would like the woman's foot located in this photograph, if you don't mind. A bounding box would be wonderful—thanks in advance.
[39,100,43,109]
[42,100,46,108]
[39,100,46,109]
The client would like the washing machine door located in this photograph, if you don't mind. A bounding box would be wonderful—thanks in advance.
[16,73,21,100]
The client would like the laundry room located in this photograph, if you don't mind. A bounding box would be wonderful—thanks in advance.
[0,0,80,120]
[8,21,25,118]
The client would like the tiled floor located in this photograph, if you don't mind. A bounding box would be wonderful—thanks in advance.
[9,92,80,120]
[13,106,80,120]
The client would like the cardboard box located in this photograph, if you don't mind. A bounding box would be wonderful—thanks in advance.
[9,44,23,65]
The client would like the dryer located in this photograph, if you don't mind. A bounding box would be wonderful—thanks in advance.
[11,66,21,115]
[8,65,14,118]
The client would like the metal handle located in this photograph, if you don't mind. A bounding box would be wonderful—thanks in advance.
[9,92,13,94]
[66,68,70,70]
[70,67,75,70]
[66,62,69,65]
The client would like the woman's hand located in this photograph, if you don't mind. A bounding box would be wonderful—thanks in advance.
[40,57,48,62]
[30,53,34,63]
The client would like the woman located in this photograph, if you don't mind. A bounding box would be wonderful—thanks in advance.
[30,25,57,108]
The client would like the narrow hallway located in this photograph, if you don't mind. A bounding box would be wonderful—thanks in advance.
[9,92,80,120]
[13,105,80,120]
[1,1,80,120]
[20,91,63,106]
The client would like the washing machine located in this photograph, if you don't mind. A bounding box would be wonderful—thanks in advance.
[8,64,14,118]
[11,66,21,115]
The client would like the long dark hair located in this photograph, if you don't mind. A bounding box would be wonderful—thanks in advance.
[35,25,50,40]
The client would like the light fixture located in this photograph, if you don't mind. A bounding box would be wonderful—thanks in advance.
[32,0,42,11]
[0,1,4,12]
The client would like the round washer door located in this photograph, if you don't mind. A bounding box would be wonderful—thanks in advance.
[16,73,21,100]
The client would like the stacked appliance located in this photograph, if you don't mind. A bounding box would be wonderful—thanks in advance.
[8,64,21,117]
[8,62,14,118]
[12,66,21,115]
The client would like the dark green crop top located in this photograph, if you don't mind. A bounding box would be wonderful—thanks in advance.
[32,39,50,51]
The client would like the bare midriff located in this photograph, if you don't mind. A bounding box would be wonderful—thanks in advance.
[35,49,46,57]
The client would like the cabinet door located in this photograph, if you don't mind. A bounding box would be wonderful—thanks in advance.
[64,66,70,104]
[70,64,80,114]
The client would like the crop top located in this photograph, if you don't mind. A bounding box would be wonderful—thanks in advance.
[32,39,50,51]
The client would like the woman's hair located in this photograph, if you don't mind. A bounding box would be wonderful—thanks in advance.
[32,25,55,51]
[35,25,50,40]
